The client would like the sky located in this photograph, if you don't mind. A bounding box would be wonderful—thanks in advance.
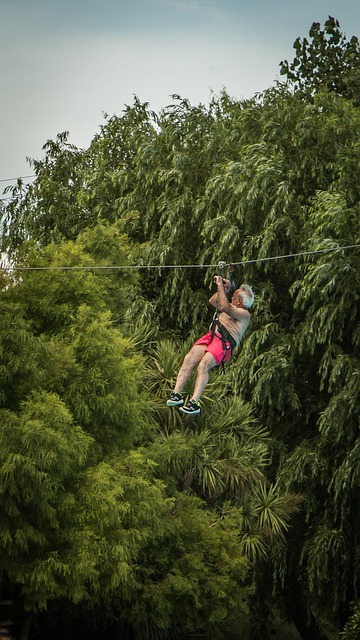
[1,0,359,197]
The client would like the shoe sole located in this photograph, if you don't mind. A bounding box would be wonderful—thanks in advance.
[166,400,184,407]
[179,407,200,415]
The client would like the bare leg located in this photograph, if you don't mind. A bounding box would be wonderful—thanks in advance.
[191,352,217,403]
[174,345,207,394]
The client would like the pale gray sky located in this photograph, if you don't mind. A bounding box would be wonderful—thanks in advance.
[1,0,359,194]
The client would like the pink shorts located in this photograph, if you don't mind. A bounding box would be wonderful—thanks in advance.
[193,331,232,366]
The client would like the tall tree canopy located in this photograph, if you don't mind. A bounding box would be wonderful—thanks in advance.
[0,228,293,640]
[280,15,360,103]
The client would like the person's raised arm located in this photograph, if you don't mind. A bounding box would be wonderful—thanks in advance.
[209,276,230,308]
[210,276,250,321]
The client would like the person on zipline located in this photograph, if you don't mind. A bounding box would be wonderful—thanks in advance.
[167,276,254,415]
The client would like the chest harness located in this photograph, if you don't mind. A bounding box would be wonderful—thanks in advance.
[209,262,237,369]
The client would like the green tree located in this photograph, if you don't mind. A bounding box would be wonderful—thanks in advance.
[342,602,360,640]
[0,231,168,637]
[141,336,301,573]
[0,231,260,640]
[280,16,360,102]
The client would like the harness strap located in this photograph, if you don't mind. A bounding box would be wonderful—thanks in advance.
[211,262,237,371]
[209,317,237,369]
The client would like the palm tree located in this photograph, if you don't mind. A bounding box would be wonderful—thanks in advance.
[141,336,301,564]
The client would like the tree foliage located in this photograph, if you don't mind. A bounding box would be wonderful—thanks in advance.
[280,16,360,103]
[0,230,274,639]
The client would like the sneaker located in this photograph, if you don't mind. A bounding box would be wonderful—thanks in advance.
[179,399,201,415]
[166,392,184,407]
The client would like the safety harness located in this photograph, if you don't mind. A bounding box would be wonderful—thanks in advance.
[210,316,237,360]
[209,262,237,370]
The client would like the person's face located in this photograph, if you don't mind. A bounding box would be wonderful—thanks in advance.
[232,288,247,308]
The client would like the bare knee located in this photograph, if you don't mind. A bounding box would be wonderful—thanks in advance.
[178,352,196,375]
[181,346,205,369]
[197,353,216,373]
[182,351,194,366]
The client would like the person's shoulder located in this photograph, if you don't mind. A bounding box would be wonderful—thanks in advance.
[233,307,251,323]
[230,303,250,316]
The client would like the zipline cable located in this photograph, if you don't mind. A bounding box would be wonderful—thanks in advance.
[1,243,359,272]
[0,175,36,183]
[231,243,360,266]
